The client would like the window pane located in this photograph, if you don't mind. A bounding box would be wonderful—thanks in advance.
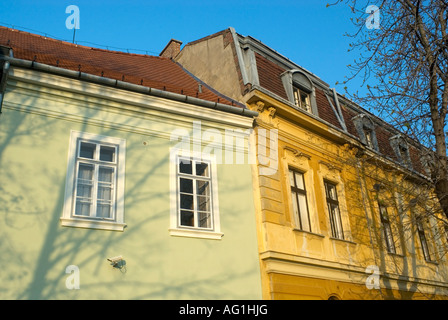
[78,163,94,181]
[180,194,194,210]
[180,178,193,194]
[196,180,210,197]
[196,162,209,177]
[300,92,309,108]
[326,183,337,201]
[77,184,92,199]
[75,200,91,216]
[98,167,114,183]
[197,195,210,212]
[365,130,373,147]
[97,203,112,218]
[298,193,310,232]
[291,191,300,227]
[80,142,96,159]
[380,206,388,221]
[294,90,300,106]
[331,205,344,239]
[289,170,295,187]
[100,146,115,162]
[199,212,211,228]
[384,224,395,253]
[180,210,194,227]
[98,185,112,201]
[179,158,192,174]
[294,172,304,190]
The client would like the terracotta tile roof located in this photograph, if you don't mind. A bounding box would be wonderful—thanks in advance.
[0,26,240,107]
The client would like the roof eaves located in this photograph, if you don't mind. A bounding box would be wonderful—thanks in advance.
[1,54,258,118]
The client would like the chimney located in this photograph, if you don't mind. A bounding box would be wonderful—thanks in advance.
[159,39,182,59]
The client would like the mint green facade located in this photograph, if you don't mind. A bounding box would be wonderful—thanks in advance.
[0,67,262,300]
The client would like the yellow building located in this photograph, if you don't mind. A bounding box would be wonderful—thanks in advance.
[173,28,448,300]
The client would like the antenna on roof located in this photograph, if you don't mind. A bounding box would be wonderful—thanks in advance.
[72,20,77,44]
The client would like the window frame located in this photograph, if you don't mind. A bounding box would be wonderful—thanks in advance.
[61,131,126,231]
[352,114,379,151]
[293,86,311,112]
[169,150,223,240]
[288,167,312,232]
[390,135,413,169]
[324,180,344,240]
[378,203,396,254]
[281,69,318,115]
[417,219,434,262]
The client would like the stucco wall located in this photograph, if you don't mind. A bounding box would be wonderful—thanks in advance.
[176,33,244,103]
[0,68,262,300]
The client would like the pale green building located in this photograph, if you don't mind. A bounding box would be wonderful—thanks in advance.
[0,26,261,300]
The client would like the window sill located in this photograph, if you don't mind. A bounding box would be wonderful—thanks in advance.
[329,236,357,246]
[386,251,404,258]
[169,228,224,240]
[292,228,325,238]
[60,217,126,231]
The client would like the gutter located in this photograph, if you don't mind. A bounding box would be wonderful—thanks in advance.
[0,47,12,115]
[0,54,259,119]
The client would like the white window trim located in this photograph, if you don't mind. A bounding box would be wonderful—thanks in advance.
[169,149,222,240]
[61,130,126,231]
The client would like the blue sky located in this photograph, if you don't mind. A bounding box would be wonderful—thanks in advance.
[0,0,370,96]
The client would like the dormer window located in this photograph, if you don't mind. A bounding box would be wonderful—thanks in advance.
[352,114,379,151]
[390,134,413,169]
[293,86,311,112]
[281,70,318,115]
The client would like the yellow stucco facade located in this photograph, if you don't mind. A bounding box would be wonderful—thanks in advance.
[246,90,448,300]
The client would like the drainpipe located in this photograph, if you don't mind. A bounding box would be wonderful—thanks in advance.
[0,46,12,116]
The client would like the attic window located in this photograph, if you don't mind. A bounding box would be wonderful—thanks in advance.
[293,86,311,112]
[281,70,318,115]
[352,114,379,151]
[390,135,412,169]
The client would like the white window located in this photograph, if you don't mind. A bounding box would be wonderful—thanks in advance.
[169,151,222,240]
[61,131,126,231]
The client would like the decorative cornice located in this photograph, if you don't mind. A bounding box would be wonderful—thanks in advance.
[319,160,342,172]
[284,146,311,160]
